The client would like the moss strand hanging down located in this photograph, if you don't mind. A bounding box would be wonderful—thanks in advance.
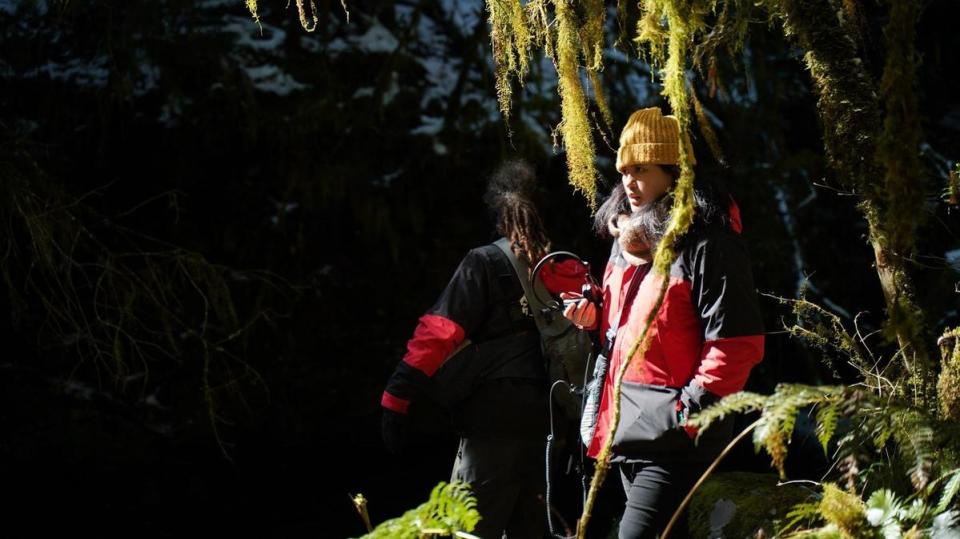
[581,0,612,131]
[296,0,317,32]
[578,1,712,535]
[691,85,725,165]
[587,69,613,131]
[486,0,532,126]
[245,0,261,29]
[578,277,667,538]
[554,0,598,207]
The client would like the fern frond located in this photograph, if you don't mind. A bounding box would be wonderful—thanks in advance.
[935,469,960,515]
[686,391,766,433]
[780,500,824,536]
[865,488,903,529]
[361,481,480,539]
[754,384,843,478]
[815,400,841,455]
[890,408,936,491]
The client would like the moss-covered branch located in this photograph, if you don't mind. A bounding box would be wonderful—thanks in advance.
[763,0,933,408]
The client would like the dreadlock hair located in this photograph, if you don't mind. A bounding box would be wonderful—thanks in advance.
[483,159,552,267]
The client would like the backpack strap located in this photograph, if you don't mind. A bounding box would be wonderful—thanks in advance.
[494,238,552,331]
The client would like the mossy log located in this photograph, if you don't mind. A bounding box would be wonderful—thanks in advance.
[688,471,811,538]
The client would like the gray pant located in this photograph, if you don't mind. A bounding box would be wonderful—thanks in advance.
[451,437,546,539]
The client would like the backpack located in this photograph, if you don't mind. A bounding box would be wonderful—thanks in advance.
[494,239,593,421]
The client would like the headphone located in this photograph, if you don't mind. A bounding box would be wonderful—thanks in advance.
[531,251,602,311]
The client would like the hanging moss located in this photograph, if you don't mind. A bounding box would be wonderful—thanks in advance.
[692,0,750,70]
[580,3,715,534]
[580,0,605,71]
[555,0,598,207]
[245,0,261,29]
[486,0,532,124]
[690,86,725,165]
[295,0,318,32]
[587,68,613,130]
[528,0,555,64]
[579,277,667,538]
[580,0,612,133]
[487,0,516,123]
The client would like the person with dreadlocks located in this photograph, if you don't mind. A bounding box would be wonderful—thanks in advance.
[381,159,589,538]
[564,108,765,538]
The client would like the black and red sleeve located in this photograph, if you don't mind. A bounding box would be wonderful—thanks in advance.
[685,230,765,400]
[381,249,490,414]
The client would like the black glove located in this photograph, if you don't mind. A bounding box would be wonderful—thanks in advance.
[381,409,410,454]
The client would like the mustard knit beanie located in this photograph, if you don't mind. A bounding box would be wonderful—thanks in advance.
[616,107,696,172]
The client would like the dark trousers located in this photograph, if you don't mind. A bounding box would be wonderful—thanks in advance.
[452,437,546,539]
[617,460,704,539]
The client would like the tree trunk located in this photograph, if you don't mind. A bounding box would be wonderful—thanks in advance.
[769,0,933,407]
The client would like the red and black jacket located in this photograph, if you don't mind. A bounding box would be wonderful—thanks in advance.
[381,241,584,437]
[589,219,765,461]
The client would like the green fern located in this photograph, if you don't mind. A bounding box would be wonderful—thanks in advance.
[686,390,768,433]
[756,385,843,478]
[688,384,843,478]
[781,499,824,536]
[865,488,903,538]
[815,400,841,455]
[935,469,960,515]
[891,409,936,491]
[360,481,481,539]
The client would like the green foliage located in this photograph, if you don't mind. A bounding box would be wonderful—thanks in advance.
[555,0,599,207]
[815,402,839,455]
[820,483,870,538]
[866,488,904,538]
[359,482,481,539]
[937,327,960,421]
[486,0,531,124]
[687,380,954,497]
[775,295,874,384]
[946,164,960,205]
[782,500,825,536]
[0,142,272,458]
[934,470,960,515]
[786,468,960,538]
[689,383,842,478]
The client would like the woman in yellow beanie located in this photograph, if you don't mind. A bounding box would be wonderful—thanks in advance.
[563,107,765,538]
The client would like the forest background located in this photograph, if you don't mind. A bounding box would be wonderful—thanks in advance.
[1,0,958,537]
